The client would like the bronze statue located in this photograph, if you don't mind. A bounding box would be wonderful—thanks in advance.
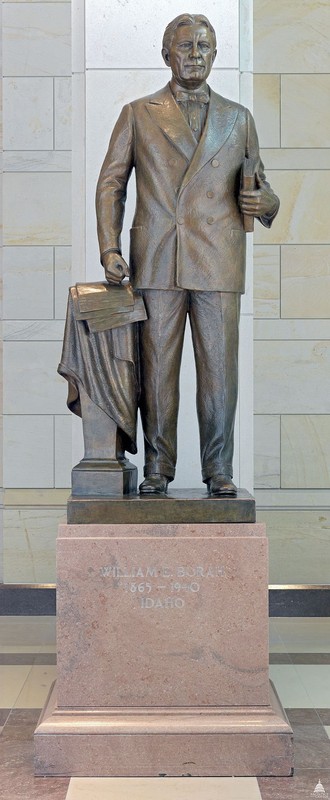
[96,13,279,497]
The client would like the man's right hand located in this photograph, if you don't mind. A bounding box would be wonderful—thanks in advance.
[103,252,130,284]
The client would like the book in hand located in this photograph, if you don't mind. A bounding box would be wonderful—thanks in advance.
[241,156,258,233]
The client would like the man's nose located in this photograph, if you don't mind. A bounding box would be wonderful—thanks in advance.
[190,42,200,59]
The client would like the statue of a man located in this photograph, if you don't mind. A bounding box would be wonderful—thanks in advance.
[96,13,279,497]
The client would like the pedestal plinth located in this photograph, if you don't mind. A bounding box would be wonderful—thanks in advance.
[34,496,293,776]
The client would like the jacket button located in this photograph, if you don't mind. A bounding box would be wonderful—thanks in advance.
[177,218,184,225]
[206,190,214,198]
[207,216,214,224]
[211,159,219,167]
[168,157,177,166]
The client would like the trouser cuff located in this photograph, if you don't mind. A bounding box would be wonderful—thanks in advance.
[202,463,233,483]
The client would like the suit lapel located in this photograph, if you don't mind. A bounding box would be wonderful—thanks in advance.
[181,90,239,189]
[146,85,197,163]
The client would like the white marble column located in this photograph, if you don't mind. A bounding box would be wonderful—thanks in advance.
[71,0,254,491]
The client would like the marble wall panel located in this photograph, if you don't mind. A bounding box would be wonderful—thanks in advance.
[3,77,53,150]
[3,415,54,488]
[3,341,68,414]
[3,173,71,246]
[281,415,330,489]
[257,509,330,585]
[254,319,330,341]
[254,340,330,414]
[281,75,330,148]
[54,77,72,150]
[253,171,330,245]
[253,244,280,319]
[253,75,280,148]
[54,246,71,318]
[86,0,238,70]
[281,245,330,319]
[254,414,280,489]
[3,151,71,172]
[3,320,65,341]
[259,149,330,170]
[254,0,330,74]
[3,246,53,319]
[3,3,71,77]
[54,415,72,487]
[255,488,330,508]
[3,508,65,583]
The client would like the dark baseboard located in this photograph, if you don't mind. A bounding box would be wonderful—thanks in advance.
[1,584,330,616]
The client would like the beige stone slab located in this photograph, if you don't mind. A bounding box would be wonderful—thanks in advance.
[253,75,280,148]
[273,618,330,652]
[257,509,330,585]
[57,523,269,709]
[255,488,330,507]
[281,75,330,148]
[3,507,64,583]
[0,615,56,647]
[253,244,280,318]
[3,77,53,150]
[3,172,71,246]
[254,0,330,73]
[66,776,262,799]
[254,319,330,340]
[3,151,71,172]
[3,246,54,320]
[3,415,54,488]
[281,415,330,489]
[54,246,71,319]
[260,148,330,170]
[254,171,330,245]
[3,488,68,506]
[3,340,68,414]
[3,320,65,341]
[254,415,280,489]
[281,245,330,318]
[0,665,31,707]
[3,4,71,77]
[14,665,57,708]
[254,340,330,413]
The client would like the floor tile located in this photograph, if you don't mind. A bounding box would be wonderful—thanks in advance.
[14,665,57,709]
[316,710,330,725]
[325,726,330,739]
[66,777,262,800]
[0,616,56,648]
[0,652,56,665]
[0,665,32,707]
[270,665,312,707]
[258,770,330,800]
[293,665,330,708]
[271,618,330,652]
[293,724,330,769]
[285,708,321,725]
[1,709,69,800]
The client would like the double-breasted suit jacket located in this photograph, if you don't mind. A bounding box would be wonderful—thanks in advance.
[96,83,275,293]
[96,83,277,481]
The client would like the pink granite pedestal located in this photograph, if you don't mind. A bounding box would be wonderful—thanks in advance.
[34,520,293,776]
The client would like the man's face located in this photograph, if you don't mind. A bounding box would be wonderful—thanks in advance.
[163,23,216,89]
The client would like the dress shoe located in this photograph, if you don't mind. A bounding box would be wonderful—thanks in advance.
[139,473,169,495]
[207,474,237,497]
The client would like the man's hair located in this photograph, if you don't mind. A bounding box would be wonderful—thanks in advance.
[162,14,217,53]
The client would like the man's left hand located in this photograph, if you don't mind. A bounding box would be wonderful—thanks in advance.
[239,173,278,218]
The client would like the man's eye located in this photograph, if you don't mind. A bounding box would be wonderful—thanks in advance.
[200,44,210,51]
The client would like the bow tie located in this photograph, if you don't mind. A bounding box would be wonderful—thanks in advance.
[175,90,209,105]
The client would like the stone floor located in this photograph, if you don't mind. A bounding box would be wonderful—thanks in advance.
[1,616,330,799]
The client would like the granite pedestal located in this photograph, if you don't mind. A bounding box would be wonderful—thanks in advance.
[34,493,293,776]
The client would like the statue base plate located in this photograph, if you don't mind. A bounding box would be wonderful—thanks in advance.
[67,488,256,524]
[34,681,293,777]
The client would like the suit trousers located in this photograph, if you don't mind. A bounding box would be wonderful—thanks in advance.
[139,289,240,482]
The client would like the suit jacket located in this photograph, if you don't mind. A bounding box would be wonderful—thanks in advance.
[96,84,278,293]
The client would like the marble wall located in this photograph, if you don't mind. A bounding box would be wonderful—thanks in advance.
[253,0,330,582]
[1,0,72,582]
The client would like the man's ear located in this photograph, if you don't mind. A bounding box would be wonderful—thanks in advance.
[162,47,170,66]
[212,48,217,64]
